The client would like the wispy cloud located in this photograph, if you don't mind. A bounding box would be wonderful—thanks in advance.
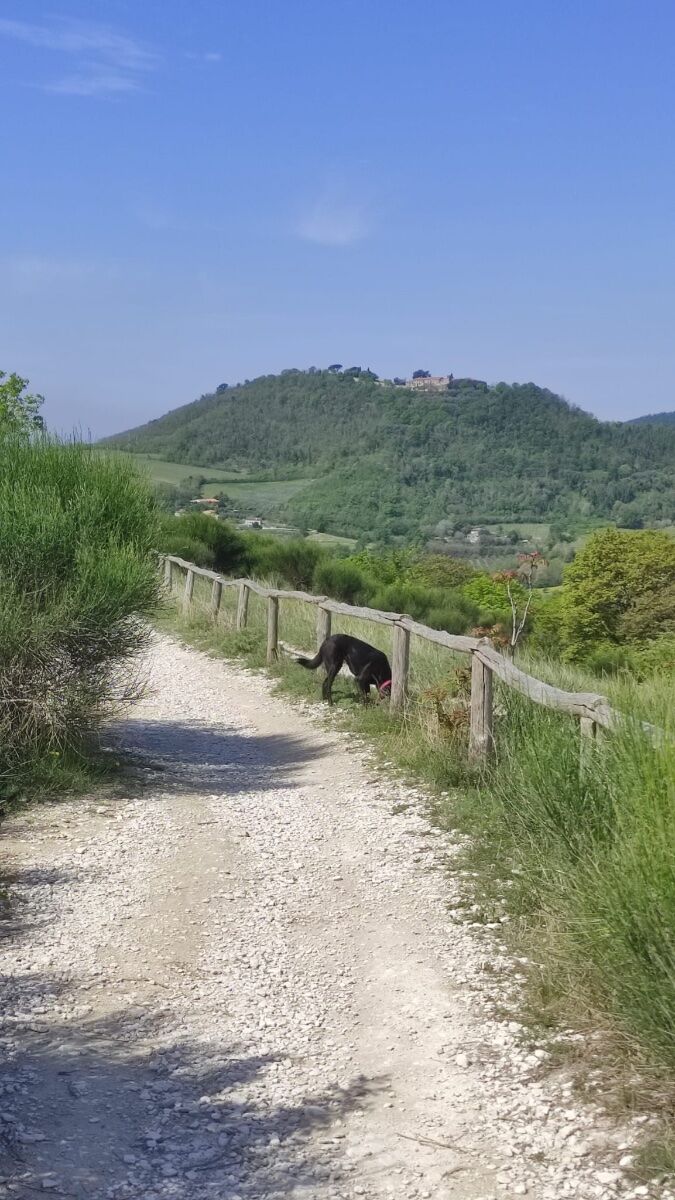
[296,183,370,247]
[0,16,158,96]
[185,50,222,64]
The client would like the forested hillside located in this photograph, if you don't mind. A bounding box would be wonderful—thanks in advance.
[628,410,675,427]
[104,370,675,540]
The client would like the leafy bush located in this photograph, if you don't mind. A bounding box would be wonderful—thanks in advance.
[367,581,479,631]
[628,634,675,678]
[160,511,247,574]
[405,554,477,589]
[158,530,215,569]
[247,537,324,590]
[313,559,368,604]
[343,547,416,587]
[584,642,634,676]
[584,634,675,680]
[462,572,523,619]
[526,590,565,657]
[561,527,675,660]
[425,605,478,634]
[0,438,160,795]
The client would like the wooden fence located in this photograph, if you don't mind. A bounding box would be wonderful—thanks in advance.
[160,554,648,764]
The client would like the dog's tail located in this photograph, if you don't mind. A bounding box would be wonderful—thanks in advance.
[296,651,322,670]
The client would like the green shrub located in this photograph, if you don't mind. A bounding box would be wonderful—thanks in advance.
[0,438,160,795]
[462,572,523,619]
[367,581,478,632]
[160,512,247,574]
[248,538,324,590]
[159,532,215,569]
[526,590,565,656]
[584,642,633,676]
[343,547,416,587]
[405,554,477,589]
[561,527,675,660]
[628,634,675,678]
[313,559,368,604]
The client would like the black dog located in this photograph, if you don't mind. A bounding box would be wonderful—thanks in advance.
[297,634,392,705]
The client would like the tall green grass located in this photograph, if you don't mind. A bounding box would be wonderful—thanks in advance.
[0,437,160,797]
[487,684,675,1063]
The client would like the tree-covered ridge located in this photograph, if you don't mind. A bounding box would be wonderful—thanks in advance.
[628,410,675,426]
[104,370,675,539]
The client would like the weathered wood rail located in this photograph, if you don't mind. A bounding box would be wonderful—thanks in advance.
[160,554,656,764]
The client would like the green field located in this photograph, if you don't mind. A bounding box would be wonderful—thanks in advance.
[306,531,358,548]
[123,453,237,486]
[214,479,313,508]
[106,452,313,513]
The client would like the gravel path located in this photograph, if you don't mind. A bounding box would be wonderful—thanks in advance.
[0,633,663,1200]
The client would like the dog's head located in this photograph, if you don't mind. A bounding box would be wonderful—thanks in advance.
[378,678,392,700]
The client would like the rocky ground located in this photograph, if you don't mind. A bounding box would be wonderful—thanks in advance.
[0,632,668,1199]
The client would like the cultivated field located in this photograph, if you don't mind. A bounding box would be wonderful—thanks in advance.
[106,451,313,511]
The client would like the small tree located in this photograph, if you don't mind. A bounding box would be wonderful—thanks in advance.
[412,369,431,379]
[0,371,44,436]
[561,527,675,659]
[493,552,546,656]
[327,363,343,373]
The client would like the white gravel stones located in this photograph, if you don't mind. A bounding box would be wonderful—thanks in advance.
[0,632,669,1199]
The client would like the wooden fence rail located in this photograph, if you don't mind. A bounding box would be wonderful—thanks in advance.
[158,554,659,764]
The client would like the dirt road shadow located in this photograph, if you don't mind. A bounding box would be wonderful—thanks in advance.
[1,994,387,1197]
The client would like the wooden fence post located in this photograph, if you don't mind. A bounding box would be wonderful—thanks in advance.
[267,595,279,664]
[164,556,173,591]
[469,644,494,762]
[210,578,223,622]
[317,604,331,649]
[390,622,410,712]
[182,568,195,614]
[236,583,250,630]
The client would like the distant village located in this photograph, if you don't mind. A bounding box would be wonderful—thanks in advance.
[403,374,451,391]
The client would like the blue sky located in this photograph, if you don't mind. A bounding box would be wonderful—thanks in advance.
[2,1,675,436]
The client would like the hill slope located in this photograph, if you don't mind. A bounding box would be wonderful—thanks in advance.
[628,411,675,427]
[104,371,675,539]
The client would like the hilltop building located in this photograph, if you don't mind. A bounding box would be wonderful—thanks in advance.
[405,375,451,391]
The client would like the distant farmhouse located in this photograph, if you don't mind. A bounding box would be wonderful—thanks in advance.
[405,374,452,391]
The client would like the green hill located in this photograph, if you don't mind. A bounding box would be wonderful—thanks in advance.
[628,410,675,427]
[103,370,675,540]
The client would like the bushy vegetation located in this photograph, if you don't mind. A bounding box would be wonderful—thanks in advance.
[103,368,675,540]
[158,511,249,573]
[562,528,675,660]
[157,514,675,673]
[0,433,160,799]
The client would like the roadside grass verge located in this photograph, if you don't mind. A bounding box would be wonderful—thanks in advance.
[161,584,675,1169]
